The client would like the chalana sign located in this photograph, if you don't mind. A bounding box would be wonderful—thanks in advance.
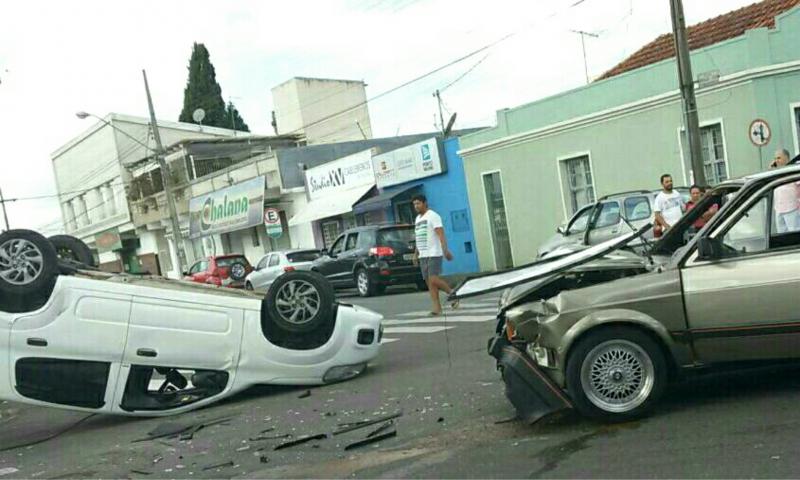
[305,149,375,200]
[373,137,444,188]
[188,176,266,239]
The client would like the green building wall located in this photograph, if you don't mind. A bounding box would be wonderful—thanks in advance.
[460,6,800,270]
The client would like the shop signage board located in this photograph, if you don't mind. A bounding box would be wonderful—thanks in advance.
[188,176,266,239]
[95,227,123,253]
[264,207,283,239]
[305,149,375,201]
[373,137,444,188]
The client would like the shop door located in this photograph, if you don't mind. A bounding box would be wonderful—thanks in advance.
[483,172,514,269]
[321,221,341,249]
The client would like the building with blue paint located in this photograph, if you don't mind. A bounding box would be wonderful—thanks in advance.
[352,135,480,275]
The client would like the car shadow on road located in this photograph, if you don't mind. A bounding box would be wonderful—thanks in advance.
[658,362,800,414]
[336,286,420,299]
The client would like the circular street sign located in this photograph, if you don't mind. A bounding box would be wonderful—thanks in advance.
[749,119,772,147]
[264,208,283,239]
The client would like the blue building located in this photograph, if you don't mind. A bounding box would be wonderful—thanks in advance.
[352,135,480,275]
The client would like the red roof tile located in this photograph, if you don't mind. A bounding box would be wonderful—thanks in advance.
[597,0,800,80]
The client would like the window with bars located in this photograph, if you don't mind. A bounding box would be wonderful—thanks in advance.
[700,124,727,185]
[560,155,595,214]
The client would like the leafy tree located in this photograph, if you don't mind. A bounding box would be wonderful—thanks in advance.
[224,101,250,132]
[178,43,248,131]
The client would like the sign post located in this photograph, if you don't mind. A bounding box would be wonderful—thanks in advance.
[264,208,283,239]
[749,119,772,170]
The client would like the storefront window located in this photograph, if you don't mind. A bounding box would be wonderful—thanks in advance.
[321,221,341,248]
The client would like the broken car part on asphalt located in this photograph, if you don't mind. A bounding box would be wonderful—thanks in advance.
[273,433,329,451]
[344,429,398,450]
[332,410,403,435]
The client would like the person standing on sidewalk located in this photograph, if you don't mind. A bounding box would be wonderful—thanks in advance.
[412,194,457,316]
[654,173,685,236]
[770,148,800,233]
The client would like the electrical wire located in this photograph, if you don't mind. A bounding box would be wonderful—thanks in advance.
[440,53,490,93]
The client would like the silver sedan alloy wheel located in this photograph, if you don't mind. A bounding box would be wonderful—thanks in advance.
[580,339,655,413]
[275,279,321,325]
[0,239,44,286]
[357,271,369,296]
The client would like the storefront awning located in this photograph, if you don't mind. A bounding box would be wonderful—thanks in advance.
[352,184,422,215]
[288,184,375,227]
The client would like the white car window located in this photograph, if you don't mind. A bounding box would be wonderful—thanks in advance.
[595,201,621,228]
[624,196,651,221]
[567,207,593,234]
[722,196,768,254]
[256,256,269,270]
[268,254,280,267]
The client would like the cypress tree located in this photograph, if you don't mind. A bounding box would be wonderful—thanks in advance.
[178,43,248,131]
[224,101,250,132]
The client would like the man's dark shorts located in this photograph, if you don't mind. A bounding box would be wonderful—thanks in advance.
[419,256,443,281]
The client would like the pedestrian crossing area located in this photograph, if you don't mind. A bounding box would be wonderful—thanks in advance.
[380,299,499,344]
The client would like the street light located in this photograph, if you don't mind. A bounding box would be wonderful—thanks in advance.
[76,111,156,153]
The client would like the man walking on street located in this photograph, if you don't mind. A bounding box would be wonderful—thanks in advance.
[770,148,800,233]
[654,173,685,236]
[412,194,456,316]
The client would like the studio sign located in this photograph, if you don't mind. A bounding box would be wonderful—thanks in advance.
[308,161,372,194]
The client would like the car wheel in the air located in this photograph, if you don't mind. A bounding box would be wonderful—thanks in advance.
[0,229,60,297]
[48,234,96,267]
[566,326,667,423]
[355,268,376,297]
[262,270,335,334]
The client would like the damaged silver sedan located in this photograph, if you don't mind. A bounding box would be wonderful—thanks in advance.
[454,165,800,423]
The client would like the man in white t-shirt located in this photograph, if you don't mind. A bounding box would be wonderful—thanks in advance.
[412,194,456,315]
[654,173,685,234]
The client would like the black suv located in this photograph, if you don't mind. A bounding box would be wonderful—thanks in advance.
[311,224,425,297]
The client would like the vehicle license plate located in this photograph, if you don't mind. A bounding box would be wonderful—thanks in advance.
[403,254,414,261]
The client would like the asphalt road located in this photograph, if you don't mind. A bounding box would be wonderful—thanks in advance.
[3,286,800,478]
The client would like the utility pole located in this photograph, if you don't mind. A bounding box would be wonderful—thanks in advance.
[433,89,445,134]
[670,0,706,185]
[0,186,10,231]
[143,69,185,276]
[571,30,599,84]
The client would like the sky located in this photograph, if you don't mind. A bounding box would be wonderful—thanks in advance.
[0,0,758,233]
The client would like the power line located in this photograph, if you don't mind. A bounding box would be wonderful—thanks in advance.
[284,0,592,138]
[440,53,490,93]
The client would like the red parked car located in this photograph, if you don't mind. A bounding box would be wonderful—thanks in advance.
[184,255,254,288]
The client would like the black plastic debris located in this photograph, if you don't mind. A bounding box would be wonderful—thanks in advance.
[273,433,328,451]
[298,390,311,399]
[133,416,234,443]
[249,433,292,442]
[344,430,397,450]
[333,411,403,436]
[260,456,270,464]
[202,460,234,471]
[437,417,445,423]
[130,469,152,476]
[366,421,394,438]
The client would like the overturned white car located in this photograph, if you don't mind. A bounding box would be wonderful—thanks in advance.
[0,229,382,417]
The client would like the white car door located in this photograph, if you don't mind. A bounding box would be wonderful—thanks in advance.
[263,253,283,285]
[113,285,246,413]
[7,278,131,413]
[250,255,270,289]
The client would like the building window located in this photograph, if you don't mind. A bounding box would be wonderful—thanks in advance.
[560,155,595,214]
[482,171,514,269]
[793,105,800,155]
[700,123,727,185]
[321,221,340,248]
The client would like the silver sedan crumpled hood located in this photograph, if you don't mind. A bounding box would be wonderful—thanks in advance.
[452,225,650,300]
[502,249,645,308]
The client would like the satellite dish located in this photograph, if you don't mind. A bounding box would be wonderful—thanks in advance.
[192,108,206,124]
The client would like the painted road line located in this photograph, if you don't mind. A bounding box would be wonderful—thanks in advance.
[383,326,455,334]
[396,308,496,318]
[383,316,493,326]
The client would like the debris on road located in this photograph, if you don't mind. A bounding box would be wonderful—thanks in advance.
[249,433,292,442]
[298,390,312,399]
[273,433,328,451]
[260,456,270,464]
[202,460,234,471]
[333,411,403,436]
[130,469,152,476]
[344,430,397,450]
[366,421,394,438]
[134,416,234,443]
[0,468,19,477]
